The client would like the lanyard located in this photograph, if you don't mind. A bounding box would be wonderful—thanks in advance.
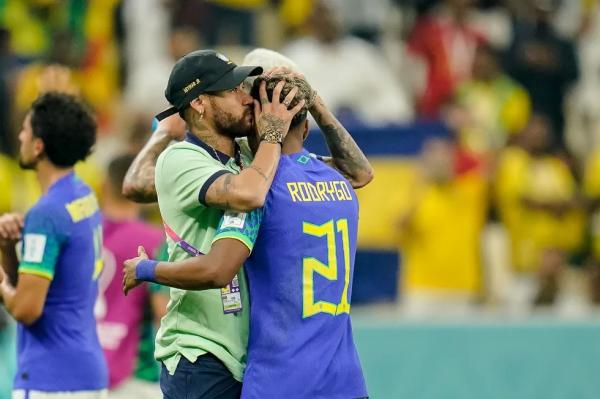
[162,221,243,315]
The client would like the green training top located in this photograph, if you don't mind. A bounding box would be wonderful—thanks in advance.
[154,133,252,381]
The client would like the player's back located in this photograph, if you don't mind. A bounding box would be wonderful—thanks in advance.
[243,150,367,399]
[15,172,107,392]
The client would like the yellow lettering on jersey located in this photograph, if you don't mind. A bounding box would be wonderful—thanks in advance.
[316,182,330,201]
[287,182,301,202]
[297,182,312,202]
[65,193,99,222]
[287,181,353,203]
[307,183,322,202]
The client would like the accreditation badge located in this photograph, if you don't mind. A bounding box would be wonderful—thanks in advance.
[221,274,242,314]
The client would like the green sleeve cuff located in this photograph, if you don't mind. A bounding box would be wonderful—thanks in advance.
[18,263,54,280]
[212,231,254,253]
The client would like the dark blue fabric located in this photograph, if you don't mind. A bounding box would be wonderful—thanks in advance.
[160,354,241,399]
[304,120,450,157]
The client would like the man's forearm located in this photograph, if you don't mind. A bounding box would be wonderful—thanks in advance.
[310,95,374,188]
[154,252,241,290]
[1,245,19,286]
[122,129,173,203]
[206,141,281,211]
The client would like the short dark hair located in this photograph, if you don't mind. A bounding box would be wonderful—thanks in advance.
[107,153,136,198]
[30,92,96,167]
[251,76,308,128]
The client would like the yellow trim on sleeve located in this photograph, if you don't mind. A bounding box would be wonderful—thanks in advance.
[212,232,254,253]
[18,268,54,281]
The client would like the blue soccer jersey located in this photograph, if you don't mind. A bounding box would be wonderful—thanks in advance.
[213,150,368,399]
[14,172,108,391]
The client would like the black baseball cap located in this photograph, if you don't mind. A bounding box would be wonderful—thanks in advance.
[156,50,263,121]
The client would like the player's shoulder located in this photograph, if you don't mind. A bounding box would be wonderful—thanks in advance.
[26,195,71,232]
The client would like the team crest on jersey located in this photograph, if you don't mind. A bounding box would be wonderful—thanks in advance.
[222,212,246,229]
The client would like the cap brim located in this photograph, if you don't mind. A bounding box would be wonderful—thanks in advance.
[204,66,263,92]
[155,106,179,121]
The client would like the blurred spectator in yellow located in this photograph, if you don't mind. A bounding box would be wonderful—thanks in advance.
[12,0,120,131]
[278,0,315,36]
[494,114,584,305]
[583,147,600,303]
[505,0,579,149]
[284,0,412,125]
[450,43,531,160]
[407,0,486,118]
[398,137,487,316]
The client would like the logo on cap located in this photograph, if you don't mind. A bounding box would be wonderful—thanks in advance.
[183,78,201,94]
[216,53,233,64]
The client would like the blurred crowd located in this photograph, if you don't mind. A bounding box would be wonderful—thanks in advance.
[0,0,600,321]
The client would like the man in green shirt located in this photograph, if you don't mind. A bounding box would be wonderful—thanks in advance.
[122,49,373,399]
[130,49,304,399]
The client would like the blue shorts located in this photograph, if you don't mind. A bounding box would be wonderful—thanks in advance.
[160,354,241,399]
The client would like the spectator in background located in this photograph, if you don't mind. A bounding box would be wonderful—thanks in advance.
[397,137,487,316]
[334,0,394,44]
[504,0,579,149]
[0,28,16,155]
[95,154,167,399]
[204,0,267,47]
[450,43,531,160]
[583,148,600,303]
[494,114,584,306]
[564,1,600,160]
[284,0,413,126]
[407,0,486,118]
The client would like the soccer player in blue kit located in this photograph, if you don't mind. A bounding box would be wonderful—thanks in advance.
[0,93,108,399]
[124,75,369,399]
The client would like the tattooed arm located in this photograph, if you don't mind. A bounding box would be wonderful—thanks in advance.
[309,95,374,188]
[122,115,187,203]
[204,81,305,212]
[265,68,374,188]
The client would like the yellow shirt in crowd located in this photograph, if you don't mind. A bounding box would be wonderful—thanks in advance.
[399,171,487,295]
[495,147,584,272]
[584,149,600,261]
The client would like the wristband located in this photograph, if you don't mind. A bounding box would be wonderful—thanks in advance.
[136,259,158,282]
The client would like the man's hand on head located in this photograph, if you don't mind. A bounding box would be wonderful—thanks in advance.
[253,80,305,144]
[264,67,317,109]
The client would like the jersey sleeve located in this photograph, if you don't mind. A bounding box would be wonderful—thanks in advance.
[157,146,231,211]
[18,205,65,280]
[212,208,264,253]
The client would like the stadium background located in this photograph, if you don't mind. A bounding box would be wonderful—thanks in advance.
[2,0,600,397]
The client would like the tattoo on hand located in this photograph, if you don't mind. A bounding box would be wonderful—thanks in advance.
[259,114,286,143]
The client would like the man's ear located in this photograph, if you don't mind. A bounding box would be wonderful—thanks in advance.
[189,96,205,116]
[302,119,309,142]
[33,137,45,158]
